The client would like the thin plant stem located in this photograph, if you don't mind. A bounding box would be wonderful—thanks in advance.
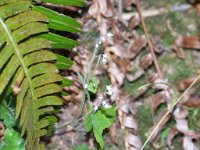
[140,74,200,150]
[57,91,86,129]
[135,0,162,78]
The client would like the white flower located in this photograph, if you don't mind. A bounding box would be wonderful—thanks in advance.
[95,43,99,48]
[106,85,113,96]
[104,103,112,108]
[102,53,108,64]
[83,84,88,89]
[107,32,114,38]
[102,101,107,106]
[94,105,99,112]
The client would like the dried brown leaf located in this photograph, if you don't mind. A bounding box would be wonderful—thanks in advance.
[166,126,179,148]
[108,61,125,86]
[178,76,200,91]
[151,92,166,113]
[183,97,200,107]
[139,54,153,70]
[123,0,136,11]
[122,116,138,130]
[97,0,107,16]
[173,35,200,50]
[124,134,142,149]
[128,15,140,30]
[183,136,198,150]
[129,36,147,57]
[88,3,99,18]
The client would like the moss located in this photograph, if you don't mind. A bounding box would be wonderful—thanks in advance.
[136,105,153,149]
[123,75,147,95]
[188,107,200,131]
[158,54,194,83]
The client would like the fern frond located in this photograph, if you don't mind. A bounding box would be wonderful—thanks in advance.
[0,0,63,148]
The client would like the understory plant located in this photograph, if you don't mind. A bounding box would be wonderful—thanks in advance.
[58,32,116,149]
[0,0,85,149]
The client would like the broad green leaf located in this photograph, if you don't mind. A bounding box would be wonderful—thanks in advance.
[85,113,93,132]
[0,101,16,128]
[85,111,111,149]
[0,128,25,150]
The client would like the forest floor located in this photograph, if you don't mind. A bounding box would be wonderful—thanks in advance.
[46,0,200,149]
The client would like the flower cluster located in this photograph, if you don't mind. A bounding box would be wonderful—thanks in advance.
[93,84,113,112]
[95,32,114,65]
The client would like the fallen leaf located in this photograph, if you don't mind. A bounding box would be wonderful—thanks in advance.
[124,134,142,149]
[183,136,198,150]
[183,97,200,107]
[128,15,140,30]
[139,53,153,70]
[173,35,200,50]
[122,116,138,130]
[129,36,147,58]
[108,61,125,86]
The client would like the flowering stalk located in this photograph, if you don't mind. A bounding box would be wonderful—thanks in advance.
[57,32,114,129]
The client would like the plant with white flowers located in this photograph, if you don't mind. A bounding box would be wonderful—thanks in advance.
[73,32,116,149]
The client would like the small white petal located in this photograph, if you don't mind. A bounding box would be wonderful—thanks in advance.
[102,101,107,106]
[106,85,112,90]
[102,54,107,58]
[102,58,108,64]
[106,85,113,96]
[104,103,112,108]
[94,106,99,112]
[95,43,99,48]
[84,84,88,89]
[106,91,113,96]
[107,32,114,38]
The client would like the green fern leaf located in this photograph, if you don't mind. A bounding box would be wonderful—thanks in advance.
[0,1,63,148]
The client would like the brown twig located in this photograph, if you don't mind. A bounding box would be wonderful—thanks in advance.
[135,0,162,78]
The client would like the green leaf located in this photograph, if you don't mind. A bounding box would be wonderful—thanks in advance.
[74,144,89,150]
[87,77,98,94]
[33,6,81,33]
[0,103,16,128]
[0,128,25,150]
[39,33,79,49]
[85,113,93,132]
[61,78,73,86]
[56,54,73,69]
[101,105,116,123]
[84,111,111,149]
[40,0,86,7]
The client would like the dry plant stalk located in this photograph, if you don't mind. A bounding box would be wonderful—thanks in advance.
[135,0,162,78]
